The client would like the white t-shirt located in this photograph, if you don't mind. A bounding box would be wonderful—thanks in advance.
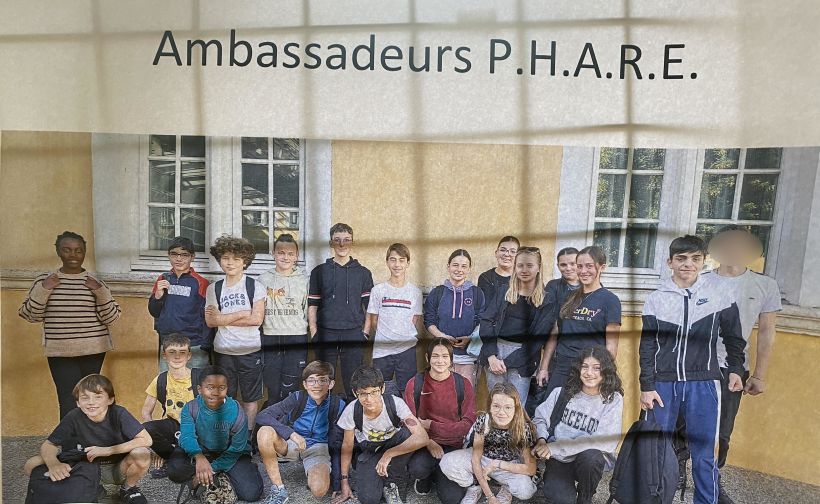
[708,270,782,369]
[205,275,266,355]
[367,282,423,359]
[337,395,413,443]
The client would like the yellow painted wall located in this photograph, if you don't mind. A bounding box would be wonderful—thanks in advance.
[331,140,563,288]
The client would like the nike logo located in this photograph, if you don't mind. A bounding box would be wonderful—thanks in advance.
[696,298,709,305]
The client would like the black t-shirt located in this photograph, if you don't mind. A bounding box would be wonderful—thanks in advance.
[48,405,144,464]
[557,288,621,358]
[478,269,511,308]
[546,278,581,311]
[498,295,536,343]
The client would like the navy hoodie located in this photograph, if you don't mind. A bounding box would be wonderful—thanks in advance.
[308,258,374,331]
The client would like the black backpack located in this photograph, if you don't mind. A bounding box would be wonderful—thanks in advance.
[288,390,342,425]
[156,368,202,416]
[606,409,679,504]
[546,387,572,440]
[26,461,101,504]
[412,371,466,418]
[353,394,401,433]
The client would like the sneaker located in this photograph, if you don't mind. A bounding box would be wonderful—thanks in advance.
[149,466,168,479]
[119,485,148,504]
[717,482,736,504]
[460,485,483,504]
[383,482,404,504]
[265,485,290,504]
[496,485,512,504]
[414,478,432,495]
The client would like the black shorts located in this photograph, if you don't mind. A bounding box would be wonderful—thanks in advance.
[215,351,263,402]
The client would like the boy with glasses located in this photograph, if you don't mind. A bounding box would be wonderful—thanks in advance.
[256,361,347,504]
[148,236,211,370]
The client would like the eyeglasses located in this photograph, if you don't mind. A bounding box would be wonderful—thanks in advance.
[355,389,382,399]
[305,377,331,386]
[169,252,192,259]
[498,247,518,256]
[490,403,515,414]
[331,238,353,245]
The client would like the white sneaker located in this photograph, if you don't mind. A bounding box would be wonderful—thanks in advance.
[460,485,483,504]
[496,485,513,504]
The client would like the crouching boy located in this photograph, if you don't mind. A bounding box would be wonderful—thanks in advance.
[24,374,152,504]
[334,366,428,504]
[256,360,347,503]
[166,365,263,502]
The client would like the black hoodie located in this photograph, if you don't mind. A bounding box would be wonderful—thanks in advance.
[308,258,374,331]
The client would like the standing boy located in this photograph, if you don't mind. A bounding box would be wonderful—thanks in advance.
[167,365,264,502]
[256,360,347,503]
[257,233,310,408]
[148,236,211,370]
[140,334,198,478]
[477,236,520,307]
[204,235,266,428]
[639,235,746,504]
[24,374,152,504]
[335,366,429,504]
[367,243,424,396]
[308,223,374,399]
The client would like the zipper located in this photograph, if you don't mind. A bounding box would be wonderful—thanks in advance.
[681,290,691,381]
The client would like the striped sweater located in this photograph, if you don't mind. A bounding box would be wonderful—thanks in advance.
[19,271,121,357]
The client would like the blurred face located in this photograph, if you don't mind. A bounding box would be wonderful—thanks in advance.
[576,253,604,287]
[668,251,705,287]
[557,253,578,282]
[515,252,540,285]
[168,246,194,274]
[303,374,334,402]
[330,232,353,258]
[274,241,299,271]
[198,374,228,410]
[495,241,518,269]
[448,256,471,285]
[709,230,762,267]
[427,344,452,375]
[489,393,516,428]
[57,238,86,272]
[219,252,246,277]
[76,389,114,423]
[387,251,409,278]
[162,344,192,370]
[580,356,604,394]
[355,386,384,415]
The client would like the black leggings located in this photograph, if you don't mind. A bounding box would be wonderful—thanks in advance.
[47,352,106,419]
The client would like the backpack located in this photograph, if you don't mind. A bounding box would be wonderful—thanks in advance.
[288,390,343,425]
[187,399,246,444]
[353,394,401,433]
[606,409,679,504]
[412,371,465,418]
[546,387,572,440]
[214,276,256,311]
[25,461,101,504]
[157,368,202,416]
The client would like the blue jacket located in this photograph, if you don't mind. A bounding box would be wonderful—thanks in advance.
[148,268,211,347]
[256,391,346,491]
[179,396,249,472]
[424,280,484,338]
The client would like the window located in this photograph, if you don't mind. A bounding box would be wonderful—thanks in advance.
[238,137,304,256]
[592,147,666,269]
[146,135,207,252]
[695,148,781,267]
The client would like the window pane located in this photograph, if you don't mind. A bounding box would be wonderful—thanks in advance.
[698,174,736,219]
[593,222,621,267]
[149,160,175,203]
[624,223,657,268]
[695,223,720,245]
[633,149,665,171]
[595,174,626,218]
[149,207,175,250]
[628,174,663,219]
[744,148,782,170]
[180,208,206,252]
[242,163,269,206]
[180,161,206,204]
[273,165,300,207]
[242,137,268,159]
[242,210,270,254]
[149,135,175,157]
[747,225,771,261]
[599,147,628,171]
[704,149,740,170]
[181,136,205,158]
[273,138,299,160]
[738,174,778,221]
[274,211,300,242]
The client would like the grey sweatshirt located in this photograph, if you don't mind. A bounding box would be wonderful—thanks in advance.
[533,387,623,467]
[257,267,309,335]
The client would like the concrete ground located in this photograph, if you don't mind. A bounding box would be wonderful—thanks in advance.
[4,436,819,504]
